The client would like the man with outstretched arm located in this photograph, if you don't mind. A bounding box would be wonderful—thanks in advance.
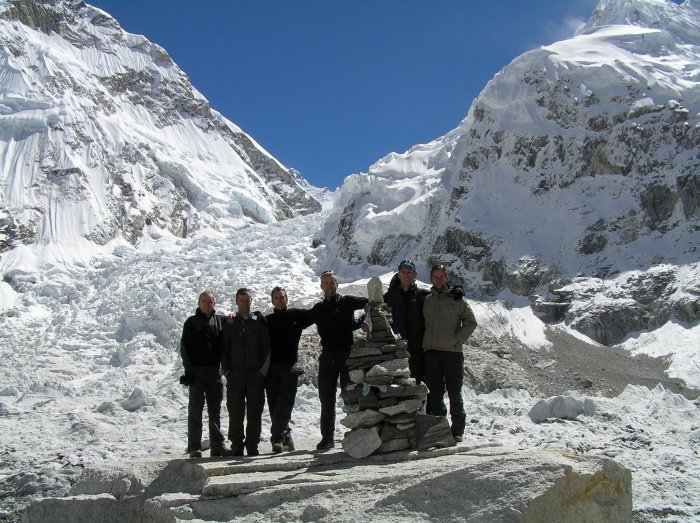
[310,271,368,450]
[222,288,271,456]
[265,286,314,453]
[422,264,478,443]
[179,291,233,458]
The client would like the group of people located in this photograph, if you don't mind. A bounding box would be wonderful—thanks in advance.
[179,261,477,458]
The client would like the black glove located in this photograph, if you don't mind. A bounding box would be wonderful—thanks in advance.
[179,373,195,386]
[450,285,465,301]
[353,313,366,330]
[290,362,305,375]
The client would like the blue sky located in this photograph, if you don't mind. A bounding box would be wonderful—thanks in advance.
[87,1,599,189]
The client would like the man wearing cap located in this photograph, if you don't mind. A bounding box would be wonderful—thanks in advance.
[383,259,430,387]
[422,264,478,443]
[310,271,368,450]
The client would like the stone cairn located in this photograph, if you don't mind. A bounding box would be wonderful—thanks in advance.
[340,277,455,459]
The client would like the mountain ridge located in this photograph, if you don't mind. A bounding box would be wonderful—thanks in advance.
[317,0,700,345]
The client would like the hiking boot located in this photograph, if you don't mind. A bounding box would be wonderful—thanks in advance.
[189,450,203,458]
[230,444,244,456]
[453,435,463,443]
[271,442,284,454]
[316,437,335,450]
[211,446,234,457]
[246,446,259,457]
[283,434,295,452]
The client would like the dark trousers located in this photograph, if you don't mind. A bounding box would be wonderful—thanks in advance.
[424,350,466,437]
[408,350,432,414]
[265,362,299,443]
[187,367,225,452]
[408,350,426,384]
[226,368,266,450]
[318,349,350,439]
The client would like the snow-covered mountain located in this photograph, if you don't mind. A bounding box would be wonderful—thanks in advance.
[0,0,320,272]
[317,0,700,345]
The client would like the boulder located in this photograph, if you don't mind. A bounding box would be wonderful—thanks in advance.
[364,375,394,386]
[377,438,411,453]
[529,396,597,423]
[346,354,393,370]
[377,384,427,400]
[379,399,423,417]
[348,346,384,358]
[349,369,365,384]
[358,390,380,410]
[340,384,363,404]
[341,409,386,429]
[415,413,456,451]
[380,424,413,442]
[367,358,410,379]
[342,427,383,459]
[120,388,153,412]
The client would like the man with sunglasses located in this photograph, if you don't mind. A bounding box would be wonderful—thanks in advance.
[422,264,477,443]
[310,271,368,450]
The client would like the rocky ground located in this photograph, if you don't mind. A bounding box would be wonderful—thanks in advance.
[465,326,699,400]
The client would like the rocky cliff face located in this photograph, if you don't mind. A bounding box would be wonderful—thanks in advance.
[0,0,320,261]
[318,0,700,345]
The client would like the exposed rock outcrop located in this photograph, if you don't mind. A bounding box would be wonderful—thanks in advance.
[23,444,633,523]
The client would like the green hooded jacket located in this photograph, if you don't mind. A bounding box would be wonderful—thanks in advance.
[422,287,477,352]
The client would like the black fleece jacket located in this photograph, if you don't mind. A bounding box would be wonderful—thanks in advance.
[310,294,368,352]
[180,308,225,372]
[266,307,314,364]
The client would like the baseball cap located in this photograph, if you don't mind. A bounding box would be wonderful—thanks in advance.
[397,259,416,272]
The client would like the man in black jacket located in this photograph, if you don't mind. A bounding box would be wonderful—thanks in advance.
[265,286,314,453]
[222,288,271,456]
[383,259,430,385]
[310,271,368,450]
[180,291,232,458]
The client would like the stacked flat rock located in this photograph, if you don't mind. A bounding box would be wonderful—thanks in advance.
[340,277,431,459]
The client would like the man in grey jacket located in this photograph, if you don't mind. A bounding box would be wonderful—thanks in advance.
[423,264,477,442]
[222,288,271,456]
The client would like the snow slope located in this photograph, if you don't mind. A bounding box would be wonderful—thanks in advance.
[0,210,699,522]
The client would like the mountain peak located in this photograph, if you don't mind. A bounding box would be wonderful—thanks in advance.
[318,0,700,346]
[0,0,320,269]
[578,0,700,45]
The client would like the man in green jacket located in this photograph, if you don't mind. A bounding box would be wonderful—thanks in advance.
[422,264,478,442]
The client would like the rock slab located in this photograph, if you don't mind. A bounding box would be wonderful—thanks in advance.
[415,413,458,451]
[23,445,633,523]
